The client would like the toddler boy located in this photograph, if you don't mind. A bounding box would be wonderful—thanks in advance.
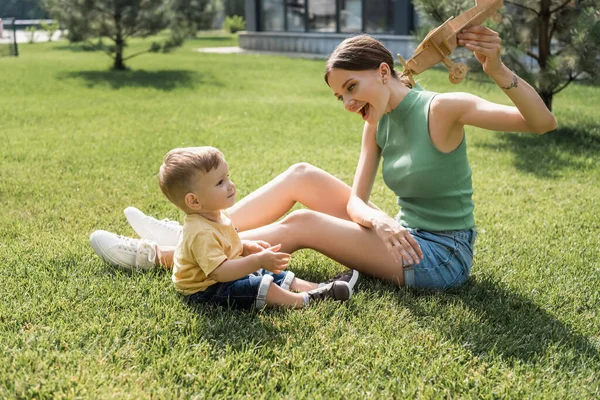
[157,146,351,309]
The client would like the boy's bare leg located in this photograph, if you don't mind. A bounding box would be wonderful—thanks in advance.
[228,163,379,232]
[265,283,306,308]
[239,210,405,286]
[157,246,175,269]
[289,277,318,292]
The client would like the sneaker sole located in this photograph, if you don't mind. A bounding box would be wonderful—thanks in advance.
[348,270,359,290]
[334,281,352,301]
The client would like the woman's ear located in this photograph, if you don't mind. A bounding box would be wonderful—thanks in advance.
[185,192,202,211]
[379,62,390,82]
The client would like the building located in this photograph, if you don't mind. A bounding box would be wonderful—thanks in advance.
[240,0,418,58]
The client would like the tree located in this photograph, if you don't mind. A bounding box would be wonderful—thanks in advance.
[41,0,190,70]
[170,0,216,35]
[412,0,600,110]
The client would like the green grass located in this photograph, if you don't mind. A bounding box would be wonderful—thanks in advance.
[1,33,599,398]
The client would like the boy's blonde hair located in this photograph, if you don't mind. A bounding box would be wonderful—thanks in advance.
[158,146,225,209]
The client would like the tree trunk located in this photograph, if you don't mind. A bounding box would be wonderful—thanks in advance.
[537,0,552,111]
[113,36,126,70]
[540,89,553,111]
[112,9,126,71]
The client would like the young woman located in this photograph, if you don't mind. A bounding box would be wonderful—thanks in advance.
[91,26,556,290]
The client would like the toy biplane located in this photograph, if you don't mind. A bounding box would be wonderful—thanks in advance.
[398,0,503,86]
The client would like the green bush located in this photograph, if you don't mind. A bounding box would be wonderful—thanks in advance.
[223,15,245,33]
[40,21,60,42]
[25,26,36,44]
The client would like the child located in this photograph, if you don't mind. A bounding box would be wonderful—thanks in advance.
[154,146,351,309]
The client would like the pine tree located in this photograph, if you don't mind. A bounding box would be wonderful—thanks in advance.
[412,0,600,110]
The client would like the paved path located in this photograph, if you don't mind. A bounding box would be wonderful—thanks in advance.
[196,46,327,59]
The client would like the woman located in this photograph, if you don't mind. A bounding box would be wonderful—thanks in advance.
[91,26,556,290]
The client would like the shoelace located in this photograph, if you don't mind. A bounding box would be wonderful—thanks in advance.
[152,217,180,229]
[309,283,335,300]
[117,235,141,249]
[324,271,352,284]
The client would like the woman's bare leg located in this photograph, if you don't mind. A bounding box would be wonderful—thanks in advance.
[227,163,378,232]
[157,163,381,270]
[158,210,401,284]
[239,210,405,286]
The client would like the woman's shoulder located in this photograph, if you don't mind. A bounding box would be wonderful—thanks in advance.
[430,92,482,119]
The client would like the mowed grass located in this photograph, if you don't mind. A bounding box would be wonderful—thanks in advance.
[1,34,599,398]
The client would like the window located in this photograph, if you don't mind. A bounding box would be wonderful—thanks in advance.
[365,0,395,34]
[340,0,361,33]
[308,0,336,32]
[287,0,306,32]
[261,0,285,31]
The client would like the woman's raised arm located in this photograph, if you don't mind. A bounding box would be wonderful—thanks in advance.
[455,25,557,134]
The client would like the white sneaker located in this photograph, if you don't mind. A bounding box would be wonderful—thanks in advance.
[89,230,158,271]
[124,206,182,247]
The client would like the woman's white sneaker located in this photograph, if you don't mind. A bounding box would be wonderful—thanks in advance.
[124,206,182,247]
[89,230,158,271]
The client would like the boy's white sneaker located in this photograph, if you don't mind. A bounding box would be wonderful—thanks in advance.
[89,230,158,270]
[124,206,182,247]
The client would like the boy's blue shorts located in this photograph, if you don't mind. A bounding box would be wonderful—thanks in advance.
[185,269,295,310]
[403,228,477,290]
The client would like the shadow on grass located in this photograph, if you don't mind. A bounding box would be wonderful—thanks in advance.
[57,69,223,91]
[398,277,599,365]
[475,122,600,178]
[53,43,105,53]
[183,300,286,351]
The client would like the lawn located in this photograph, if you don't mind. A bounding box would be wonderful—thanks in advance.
[1,34,599,398]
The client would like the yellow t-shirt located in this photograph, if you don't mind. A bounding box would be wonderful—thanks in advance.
[172,211,243,295]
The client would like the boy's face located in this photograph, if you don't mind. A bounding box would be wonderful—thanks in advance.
[188,161,236,213]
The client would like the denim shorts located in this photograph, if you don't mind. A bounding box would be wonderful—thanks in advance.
[184,269,295,310]
[403,228,477,290]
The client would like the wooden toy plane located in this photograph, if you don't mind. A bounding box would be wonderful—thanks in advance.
[398,0,503,86]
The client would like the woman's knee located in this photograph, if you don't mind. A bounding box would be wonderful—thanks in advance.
[281,209,319,227]
[285,162,320,182]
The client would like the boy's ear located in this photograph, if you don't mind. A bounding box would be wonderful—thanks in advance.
[184,192,202,211]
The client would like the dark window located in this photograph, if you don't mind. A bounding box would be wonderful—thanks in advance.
[261,0,285,31]
[340,0,361,33]
[286,0,306,32]
[365,0,395,34]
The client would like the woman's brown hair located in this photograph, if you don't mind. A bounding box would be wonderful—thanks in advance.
[324,34,412,88]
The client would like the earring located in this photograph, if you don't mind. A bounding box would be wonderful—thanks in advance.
[382,78,387,84]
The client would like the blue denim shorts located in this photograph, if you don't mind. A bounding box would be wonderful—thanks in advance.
[184,269,295,310]
[403,228,477,290]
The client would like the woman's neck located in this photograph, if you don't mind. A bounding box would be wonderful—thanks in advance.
[385,79,412,113]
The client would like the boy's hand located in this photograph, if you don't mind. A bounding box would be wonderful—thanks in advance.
[258,244,290,274]
[241,239,270,256]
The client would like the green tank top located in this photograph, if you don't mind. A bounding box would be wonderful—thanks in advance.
[376,86,475,231]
